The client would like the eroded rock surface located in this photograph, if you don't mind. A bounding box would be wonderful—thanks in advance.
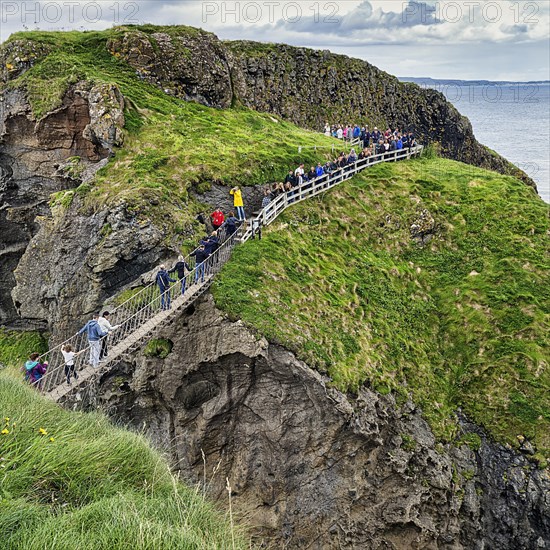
[11,201,169,339]
[80,295,549,549]
[107,29,233,109]
[0,79,125,327]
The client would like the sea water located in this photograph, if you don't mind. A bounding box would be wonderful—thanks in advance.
[434,82,549,203]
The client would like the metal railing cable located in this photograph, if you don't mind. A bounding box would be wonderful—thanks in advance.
[32,144,423,398]
[33,228,239,394]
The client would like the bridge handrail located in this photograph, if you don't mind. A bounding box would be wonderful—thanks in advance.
[33,230,240,392]
[242,145,423,241]
[36,221,231,367]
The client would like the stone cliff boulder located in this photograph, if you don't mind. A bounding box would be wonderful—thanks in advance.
[107,28,233,109]
[77,294,549,549]
[0,39,50,83]
[0,81,125,326]
[11,199,169,339]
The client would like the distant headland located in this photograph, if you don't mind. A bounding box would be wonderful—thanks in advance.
[400,77,550,86]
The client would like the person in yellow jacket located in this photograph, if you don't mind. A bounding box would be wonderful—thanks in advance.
[230,186,245,221]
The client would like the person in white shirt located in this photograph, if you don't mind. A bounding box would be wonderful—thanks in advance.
[98,311,119,361]
[294,163,305,177]
[61,344,79,385]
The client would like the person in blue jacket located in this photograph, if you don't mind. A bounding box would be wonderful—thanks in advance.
[200,232,220,272]
[78,314,108,368]
[201,232,219,257]
[170,255,192,296]
[223,211,240,236]
[191,245,208,284]
[363,129,371,149]
[156,264,176,310]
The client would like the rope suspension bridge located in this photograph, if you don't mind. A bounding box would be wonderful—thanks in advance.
[33,145,423,404]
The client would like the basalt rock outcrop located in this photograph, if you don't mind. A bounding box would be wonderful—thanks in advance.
[0,82,124,326]
[106,28,234,109]
[72,294,550,549]
[226,42,532,188]
[11,199,169,339]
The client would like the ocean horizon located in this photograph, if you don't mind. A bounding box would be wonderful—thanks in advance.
[401,79,550,204]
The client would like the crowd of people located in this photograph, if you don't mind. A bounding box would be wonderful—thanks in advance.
[259,132,417,211]
[324,122,416,153]
[23,131,420,389]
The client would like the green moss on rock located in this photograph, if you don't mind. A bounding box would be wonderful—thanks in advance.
[143,338,173,359]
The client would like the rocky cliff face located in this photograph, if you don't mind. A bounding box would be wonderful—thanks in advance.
[0,82,125,326]
[74,295,549,549]
[0,76,129,327]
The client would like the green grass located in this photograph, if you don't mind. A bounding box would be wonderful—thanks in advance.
[0,330,48,370]
[2,28,344,237]
[0,374,247,549]
[143,338,174,359]
[213,157,549,456]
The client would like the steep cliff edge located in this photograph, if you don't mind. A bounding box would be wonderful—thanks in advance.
[0,29,337,330]
[0,54,126,326]
[72,294,550,549]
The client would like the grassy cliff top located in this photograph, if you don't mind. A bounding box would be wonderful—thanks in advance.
[0,372,246,549]
[1,28,341,238]
[213,156,549,459]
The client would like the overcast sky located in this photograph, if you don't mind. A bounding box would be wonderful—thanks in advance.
[0,1,549,80]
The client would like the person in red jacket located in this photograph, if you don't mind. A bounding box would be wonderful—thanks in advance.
[210,207,225,231]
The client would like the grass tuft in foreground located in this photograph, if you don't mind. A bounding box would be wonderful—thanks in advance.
[0,374,247,549]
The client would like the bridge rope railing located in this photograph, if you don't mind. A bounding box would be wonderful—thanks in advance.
[32,144,423,397]
[32,228,239,393]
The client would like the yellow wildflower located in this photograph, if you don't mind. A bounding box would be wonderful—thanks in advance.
[39,428,48,435]
[49,437,55,442]
[1,428,9,435]
[4,417,9,423]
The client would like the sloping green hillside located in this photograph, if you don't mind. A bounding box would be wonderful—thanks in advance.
[213,157,549,459]
[2,29,340,231]
[0,373,246,549]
